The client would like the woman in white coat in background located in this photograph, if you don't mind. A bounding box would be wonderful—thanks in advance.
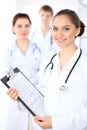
[5,13,41,130]
[7,13,41,85]
[7,9,87,130]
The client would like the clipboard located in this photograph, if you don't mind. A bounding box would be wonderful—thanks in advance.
[0,67,45,116]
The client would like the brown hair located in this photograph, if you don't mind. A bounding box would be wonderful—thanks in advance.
[12,13,32,26]
[39,5,53,16]
[53,9,85,37]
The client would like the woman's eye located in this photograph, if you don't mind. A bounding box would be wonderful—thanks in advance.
[25,24,30,28]
[63,27,70,31]
[17,25,22,28]
[17,24,30,28]
[52,27,58,31]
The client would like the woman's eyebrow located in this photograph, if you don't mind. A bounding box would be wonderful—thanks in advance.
[52,25,57,27]
[52,25,71,28]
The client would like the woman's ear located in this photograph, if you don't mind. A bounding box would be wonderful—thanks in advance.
[12,26,15,34]
[76,28,80,37]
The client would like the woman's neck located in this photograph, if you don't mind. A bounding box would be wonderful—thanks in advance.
[59,45,77,70]
[16,39,29,53]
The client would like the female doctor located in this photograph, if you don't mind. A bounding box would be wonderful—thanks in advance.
[34,9,87,130]
[7,9,87,130]
[5,13,41,130]
[6,13,41,85]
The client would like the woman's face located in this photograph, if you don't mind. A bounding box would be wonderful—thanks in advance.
[13,18,31,40]
[52,15,80,49]
[39,10,52,25]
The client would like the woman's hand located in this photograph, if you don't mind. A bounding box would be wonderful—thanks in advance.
[7,88,19,101]
[34,116,52,129]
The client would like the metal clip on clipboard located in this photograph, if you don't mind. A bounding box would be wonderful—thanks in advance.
[6,68,17,80]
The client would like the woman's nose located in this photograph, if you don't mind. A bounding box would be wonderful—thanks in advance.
[57,29,63,36]
[23,27,26,31]
[55,30,63,37]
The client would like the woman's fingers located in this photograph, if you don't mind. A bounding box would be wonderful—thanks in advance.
[7,88,19,100]
[34,116,52,129]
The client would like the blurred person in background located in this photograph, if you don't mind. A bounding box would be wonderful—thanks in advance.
[7,13,41,85]
[30,5,58,66]
[4,13,41,130]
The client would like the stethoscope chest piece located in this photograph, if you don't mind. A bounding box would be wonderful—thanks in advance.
[59,83,68,93]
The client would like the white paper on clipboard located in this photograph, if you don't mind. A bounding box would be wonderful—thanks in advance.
[6,68,45,116]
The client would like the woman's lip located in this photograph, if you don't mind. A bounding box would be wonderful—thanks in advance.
[21,33,27,35]
[56,38,66,42]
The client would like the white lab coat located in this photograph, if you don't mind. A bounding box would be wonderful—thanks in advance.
[3,40,41,130]
[6,40,41,85]
[38,48,87,130]
[30,27,58,64]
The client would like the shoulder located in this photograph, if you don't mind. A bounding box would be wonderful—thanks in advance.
[6,42,18,57]
[78,49,87,73]
[7,40,16,50]
[81,50,87,62]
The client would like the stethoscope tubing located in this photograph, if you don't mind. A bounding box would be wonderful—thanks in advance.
[43,48,82,91]
[65,48,82,83]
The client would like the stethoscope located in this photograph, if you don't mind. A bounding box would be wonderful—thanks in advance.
[32,42,41,60]
[42,48,82,92]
